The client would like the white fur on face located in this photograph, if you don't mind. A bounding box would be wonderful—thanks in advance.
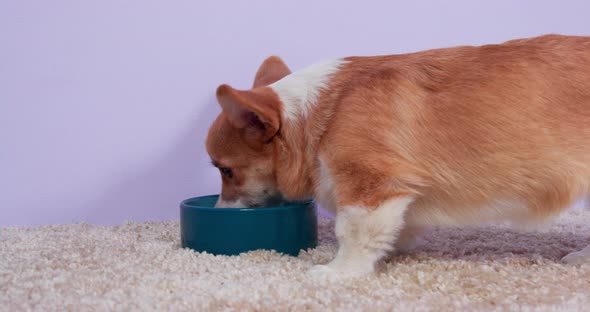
[215,162,279,208]
[308,196,414,281]
[215,172,282,208]
[270,59,347,121]
[215,183,274,208]
[215,197,246,208]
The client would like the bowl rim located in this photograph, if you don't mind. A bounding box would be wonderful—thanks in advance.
[180,194,314,212]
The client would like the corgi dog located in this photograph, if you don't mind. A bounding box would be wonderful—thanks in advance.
[206,34,590,280]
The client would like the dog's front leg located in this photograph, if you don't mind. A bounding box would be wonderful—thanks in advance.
[308,196,413,281]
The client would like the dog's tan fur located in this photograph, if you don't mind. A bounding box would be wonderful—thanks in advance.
[206,34,590,277]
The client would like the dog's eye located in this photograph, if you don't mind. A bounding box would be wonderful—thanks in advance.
[219,167,233,179]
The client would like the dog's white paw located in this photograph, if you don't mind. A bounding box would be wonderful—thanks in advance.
[307,264,339,282]
[306,264,373,282]
[562,248,590,265]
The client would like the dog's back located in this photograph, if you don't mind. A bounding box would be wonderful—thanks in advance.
[314,35,590,225]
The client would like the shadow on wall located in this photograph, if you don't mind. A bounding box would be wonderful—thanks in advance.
[85,97,221,225]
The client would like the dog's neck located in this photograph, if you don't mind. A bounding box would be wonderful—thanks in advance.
[269,59,348,201]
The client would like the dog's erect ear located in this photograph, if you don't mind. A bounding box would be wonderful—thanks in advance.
[252,56,291,88]
[216,84,281,143]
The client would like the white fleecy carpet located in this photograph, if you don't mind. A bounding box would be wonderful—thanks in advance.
[1,209,589,311]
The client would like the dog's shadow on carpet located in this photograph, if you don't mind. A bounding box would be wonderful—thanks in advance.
[385,225,588,264]
[309,217,589,265]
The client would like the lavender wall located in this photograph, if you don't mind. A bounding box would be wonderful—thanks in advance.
[1,1,588,226]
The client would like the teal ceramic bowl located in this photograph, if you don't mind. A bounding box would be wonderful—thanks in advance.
[180,195,318,256]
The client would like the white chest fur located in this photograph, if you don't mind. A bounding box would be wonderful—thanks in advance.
[314,158,337,212]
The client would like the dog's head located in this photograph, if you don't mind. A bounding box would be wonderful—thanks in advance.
[206,56,291,208]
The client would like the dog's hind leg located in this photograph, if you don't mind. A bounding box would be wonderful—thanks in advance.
[563,245,590,264]
[562,196,590,264]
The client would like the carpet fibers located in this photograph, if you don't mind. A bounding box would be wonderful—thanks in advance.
[1,210,589,311]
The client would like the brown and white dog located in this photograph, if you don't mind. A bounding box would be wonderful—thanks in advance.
[206,34,590,280]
